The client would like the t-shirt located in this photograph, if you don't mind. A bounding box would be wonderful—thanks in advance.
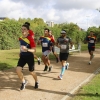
[39,36,53,52]
[29,30,35,39]
[19,34,36,55]
[49,35,55,43]
[57,36,72,53]
[86,35,96,48]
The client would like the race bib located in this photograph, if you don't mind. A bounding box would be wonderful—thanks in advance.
[89,40,94,43]
[61,45,67,49]
[42,43,48,47]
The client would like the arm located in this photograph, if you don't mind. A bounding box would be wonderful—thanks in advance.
[37,40,41,45]
[27,47,36,53]
[69,38,73,49]
[37,37,42,45]
[70,41,73,49]
[55,42,61,48]
[55,38,61,48]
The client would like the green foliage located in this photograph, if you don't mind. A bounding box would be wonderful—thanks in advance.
[0,17,100,50]
[0,20,21,49]
[87,27,100,42]
[57,22,87,44]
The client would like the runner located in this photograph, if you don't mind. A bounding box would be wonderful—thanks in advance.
[16,24,39,90]
[56,30,73,80]
[37,28,54,72]
[86,31,97,65]
[49,30,59,63]
[24,22,41,65]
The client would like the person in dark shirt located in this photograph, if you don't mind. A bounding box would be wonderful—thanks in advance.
[16,24,39,90]
[86,31,96,65]
[56,30,73,80]
[38,28,54,72]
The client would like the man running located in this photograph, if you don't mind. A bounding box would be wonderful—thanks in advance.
[86,31,96,65]
[16,24,39,90]
[38,28,54,72]
[24,22,41,65]
[56,30,73,80]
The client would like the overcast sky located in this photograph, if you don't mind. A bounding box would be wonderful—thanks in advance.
[0,0,100,30]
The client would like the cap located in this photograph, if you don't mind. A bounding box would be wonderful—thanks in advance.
[61,30,66,34]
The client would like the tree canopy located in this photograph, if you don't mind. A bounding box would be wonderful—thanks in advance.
[0,18,99,50]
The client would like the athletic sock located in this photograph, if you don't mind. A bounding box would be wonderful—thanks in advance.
[61,66,65,75]
[22,80,25,83]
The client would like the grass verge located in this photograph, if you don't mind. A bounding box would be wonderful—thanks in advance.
[72,73,100,100]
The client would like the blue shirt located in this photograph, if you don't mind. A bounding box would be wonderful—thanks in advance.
[39,36,52,52]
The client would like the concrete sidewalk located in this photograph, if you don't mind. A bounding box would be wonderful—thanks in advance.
[0,49,100,100]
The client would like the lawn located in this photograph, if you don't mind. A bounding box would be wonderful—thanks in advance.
[0,43,100,70]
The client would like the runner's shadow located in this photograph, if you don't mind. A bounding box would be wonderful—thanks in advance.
[0,68,21,91]
[26,86,72,96]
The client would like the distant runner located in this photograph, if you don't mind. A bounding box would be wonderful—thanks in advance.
[86,31,97,65]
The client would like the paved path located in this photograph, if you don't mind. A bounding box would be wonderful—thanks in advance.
[0,49,100,100]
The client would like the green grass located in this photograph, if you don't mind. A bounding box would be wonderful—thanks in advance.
[0,49,19,70]
[0,43,99,70]
[0,47,43,70]
[72,73,100,100]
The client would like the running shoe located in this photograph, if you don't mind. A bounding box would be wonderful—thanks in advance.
[65,63,69,70]
[38,59,41,65]
[58,74,62,80]
[89,61,91,65]
[34,82,39,89]
[43,66,48,71]
[20,80,28,90]
[48,66,53,72]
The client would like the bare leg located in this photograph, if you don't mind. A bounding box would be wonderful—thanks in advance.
[30,71,38,82]
[16,67,25,83]
[89,51,94,64]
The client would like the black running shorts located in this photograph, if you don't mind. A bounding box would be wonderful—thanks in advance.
[17,54,34,71]
[88,47,95,52]
[59,52,69,61]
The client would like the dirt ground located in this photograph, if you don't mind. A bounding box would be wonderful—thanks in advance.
[0,49,100,100]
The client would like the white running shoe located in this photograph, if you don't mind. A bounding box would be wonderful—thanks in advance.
[65,63,69,70]
[89,61,91,65]
[58,74,62,80]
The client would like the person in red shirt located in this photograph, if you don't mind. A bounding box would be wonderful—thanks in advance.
[16,24,39,90]
[24,22,41,65]
[49,30,59,63]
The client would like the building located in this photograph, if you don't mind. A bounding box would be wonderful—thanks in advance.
[46,21,54,27]
[0,17,6,21]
